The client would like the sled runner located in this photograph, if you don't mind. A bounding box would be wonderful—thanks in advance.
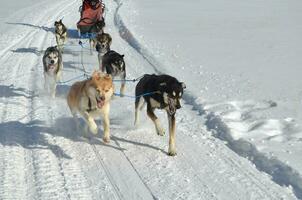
[77,0,105,37]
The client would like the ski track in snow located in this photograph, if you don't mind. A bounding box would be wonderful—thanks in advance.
[112,0,300,199]
[0,0,299,199]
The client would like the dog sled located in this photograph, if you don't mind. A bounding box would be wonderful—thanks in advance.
[77,0,105,37]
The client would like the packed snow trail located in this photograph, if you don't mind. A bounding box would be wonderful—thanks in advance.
[0,0,297,199]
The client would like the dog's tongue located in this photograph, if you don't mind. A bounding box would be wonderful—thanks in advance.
[97,99,105,108]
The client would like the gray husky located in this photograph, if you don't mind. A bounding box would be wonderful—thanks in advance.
[43,46,63,98]
[54,19,67,51]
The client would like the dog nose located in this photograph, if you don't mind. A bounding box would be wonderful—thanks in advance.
[100,96,105,101]
[50,60,54,64]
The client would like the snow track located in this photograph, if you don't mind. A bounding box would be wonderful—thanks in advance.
[0,0,299,199]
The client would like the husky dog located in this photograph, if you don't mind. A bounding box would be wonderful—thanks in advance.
[67,71,114,142]
[54,20,67,51]
[134,74,186,156]
[101,51,126,97]
[43,46,63,98]
[89,19,106,54]
[95,32,112,62]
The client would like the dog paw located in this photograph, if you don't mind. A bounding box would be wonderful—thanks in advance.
[103,137,110,143]
[89,123,98,135]
[156,127,165,136]
[168,149,177,156]
[120,89,125,97]
[168,145,177,156]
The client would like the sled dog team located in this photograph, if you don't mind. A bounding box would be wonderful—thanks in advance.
[43,19,186,156]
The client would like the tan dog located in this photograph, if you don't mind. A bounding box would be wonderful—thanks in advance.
[67,71,114,142]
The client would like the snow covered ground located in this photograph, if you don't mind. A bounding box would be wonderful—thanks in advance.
[0,0,301,199]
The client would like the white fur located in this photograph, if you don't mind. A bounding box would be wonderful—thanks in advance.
[154,119,165,136]
[134,97,145,126]
[44,70,61,98]
[150,97,161,108]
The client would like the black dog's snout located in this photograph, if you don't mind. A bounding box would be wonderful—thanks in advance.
[176,99,181,109]
[50,60,55,64]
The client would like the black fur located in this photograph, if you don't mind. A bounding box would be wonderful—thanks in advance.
[101,50,126,77]
[134,74,186,156]
[54,20,67,37]
[135,74,184,111]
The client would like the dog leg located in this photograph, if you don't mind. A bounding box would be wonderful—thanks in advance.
[167,113,177,156]
[50,78,57,98]
[134,97,144,126]
[71,111,81,133]
[101,104,110,143]
[147,105,165,136]
[44,73,49,93]
[89,39,93,55]
[98,54,105,72]
[120,73,126,97]
[55,35,60,48]
[80,111,98,135]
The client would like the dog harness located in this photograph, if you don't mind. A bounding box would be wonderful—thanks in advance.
[87,97,97,112]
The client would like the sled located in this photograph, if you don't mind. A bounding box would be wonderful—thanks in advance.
[77,0,105,38]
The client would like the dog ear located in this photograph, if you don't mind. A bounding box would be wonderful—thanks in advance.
[181,82,186,89]
[92,71,101,80]
[121,54,124,58]
[59,19,62,23]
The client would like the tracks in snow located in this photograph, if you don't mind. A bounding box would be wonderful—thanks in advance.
[0,0,299,199]
[111,0,298,199]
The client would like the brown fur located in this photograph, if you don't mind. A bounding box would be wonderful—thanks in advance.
[67,71,114,142]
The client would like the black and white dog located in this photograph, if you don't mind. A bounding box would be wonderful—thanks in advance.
[43,46,63,98]
[95,32,112,64]
[54,20,67,52]
[134,74,186,156]
[96,33,126,97]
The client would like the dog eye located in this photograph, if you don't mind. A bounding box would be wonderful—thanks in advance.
[96,89,100,93]
[105,89,109,92]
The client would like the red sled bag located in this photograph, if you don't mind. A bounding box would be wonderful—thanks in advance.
[77,0,105,34]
